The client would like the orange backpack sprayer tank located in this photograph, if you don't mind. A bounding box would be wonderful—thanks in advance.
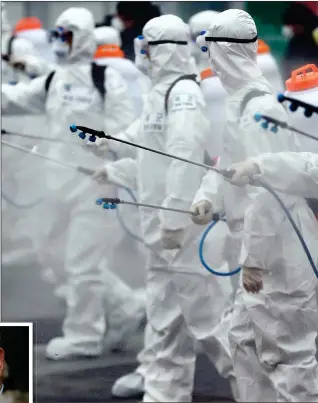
[284,64,318,152]
[257,39,284,93]
[94,44,125,64]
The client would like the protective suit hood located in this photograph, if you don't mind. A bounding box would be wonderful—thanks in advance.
[94,26,122,47]
[55,7,96,63]
[189,10,220,37]
[198,9,262,94]
[143,14,194,87]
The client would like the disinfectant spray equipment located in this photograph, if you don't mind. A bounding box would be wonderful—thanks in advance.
[1,139,207,248]
[70,124,318,279]
[278,65,318,152]
[1,129,120,210]
[279,64,318,117]
[1,139,144,244]
[2,129,81,145]
[277,94,318,117]
[254,89,318,141]
[254,113,318,142]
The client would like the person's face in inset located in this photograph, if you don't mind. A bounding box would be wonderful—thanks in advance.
[0,348,5,382]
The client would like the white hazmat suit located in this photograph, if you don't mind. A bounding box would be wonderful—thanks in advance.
[192,9,317,402]
[98,14,237,402]
[1,3,47,266]
[2,7,145,360]
[225,151,318,197]
[93,26,151,117]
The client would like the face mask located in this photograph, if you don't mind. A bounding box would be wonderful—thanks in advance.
[282,25,294,39]
[52,40,70,59]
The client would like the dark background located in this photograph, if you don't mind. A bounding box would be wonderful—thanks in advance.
[1,326,30,392]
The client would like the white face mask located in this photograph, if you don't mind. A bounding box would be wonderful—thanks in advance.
[52,40,70,59]
[282,25,294,39]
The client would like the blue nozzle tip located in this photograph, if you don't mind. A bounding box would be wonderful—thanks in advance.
[70,124,77,133]
[254,113,262,122]
[201,46,208,53]
[89,135,96,143]
[277,93,285,103]
[271,126,278,133]
[140,49,147,54]
[304,109,313,118]
[200,30,206,35]
[96,198,103,205]
[137,35,144,40]
[110,204,116,209]
[103,203,110,209]
[261,122,269,129]
[78,132,86,140]
[289,102,298,112]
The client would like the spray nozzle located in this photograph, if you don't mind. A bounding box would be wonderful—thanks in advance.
[277,93,318,118]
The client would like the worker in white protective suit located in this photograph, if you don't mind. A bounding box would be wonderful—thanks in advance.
[1,3,38,85]
[94,26,151,117]
[1,7,146,360]
[12,16,56,74]
[92,14,238,402]
[1,3,48,266]
[226,154,318,402]
[188,10,226,161]
[14,17,54,61]
[189,9,284,95]
[191,9,318,402]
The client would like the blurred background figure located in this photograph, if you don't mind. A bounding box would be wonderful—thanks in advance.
[257,39,284,93]
[96,1,161,60]
[1,3,37,84]
[188,10,220,72]
[282,1,318,80]
[13,16,55,64]
[94,26,151,116]
[1,2,49,271]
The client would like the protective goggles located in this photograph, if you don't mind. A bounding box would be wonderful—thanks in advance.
[197,30,258,53]
[136,34,188,56]
[50,26,73,42]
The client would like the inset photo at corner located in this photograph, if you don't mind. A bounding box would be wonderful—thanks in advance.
[0,323,33,403]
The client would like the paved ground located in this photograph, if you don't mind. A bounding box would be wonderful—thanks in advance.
[2,219,233,402]
[35,345,233,402]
